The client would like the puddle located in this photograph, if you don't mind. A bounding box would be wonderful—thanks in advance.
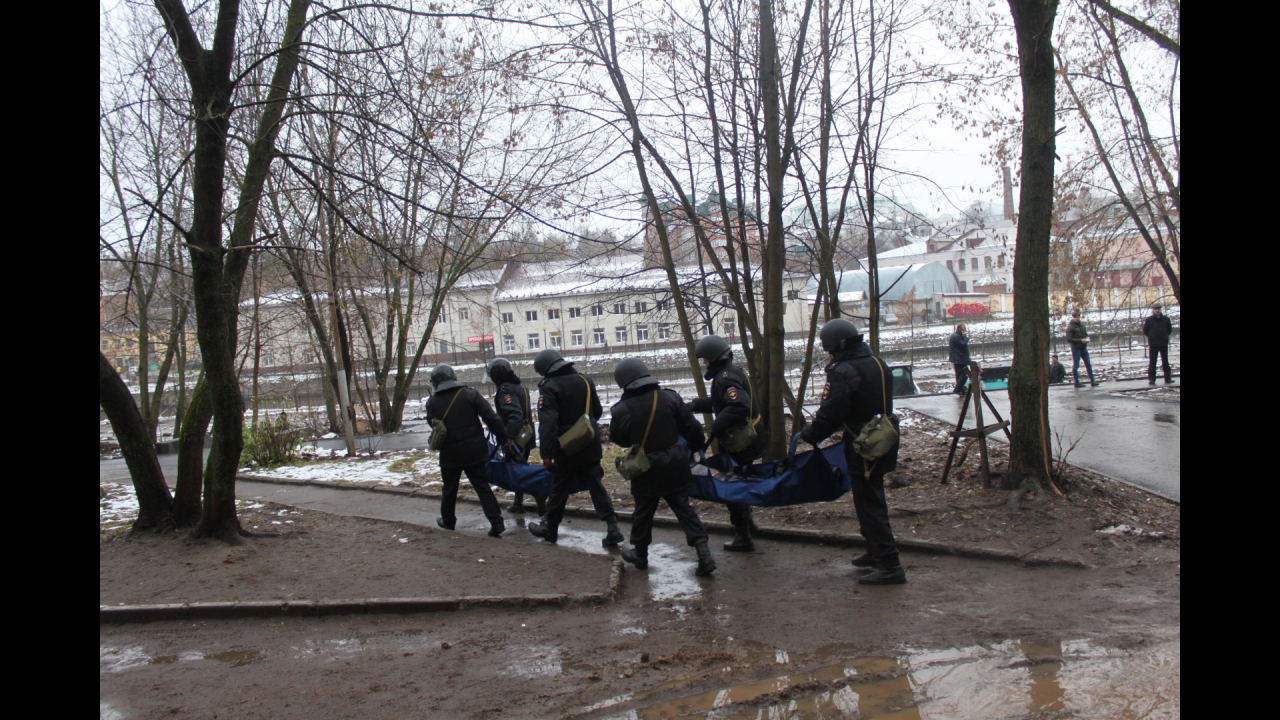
[204,649,263,667]
[499,644,563,679]
[589,638,1178,719]
[1153,413,1177,424]
[101,645,263,671]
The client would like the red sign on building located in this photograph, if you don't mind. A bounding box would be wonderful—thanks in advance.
[466,335,494,344]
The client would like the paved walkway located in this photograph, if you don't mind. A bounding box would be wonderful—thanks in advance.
[897,378,1180,501]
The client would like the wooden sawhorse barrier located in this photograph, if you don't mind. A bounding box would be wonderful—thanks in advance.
[940,363,1012,488]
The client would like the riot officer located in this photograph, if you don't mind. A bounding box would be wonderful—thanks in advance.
[424,365,510,538]
[526,349,625,546]
[486,357,545,516]
[689,335,765,552]
[799,319,906,585]
[609,358,716,576]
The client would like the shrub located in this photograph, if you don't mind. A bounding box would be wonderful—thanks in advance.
[243,413,302,469]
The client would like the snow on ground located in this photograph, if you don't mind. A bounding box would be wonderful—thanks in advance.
[100,484,141,531]
[242,450,444,489]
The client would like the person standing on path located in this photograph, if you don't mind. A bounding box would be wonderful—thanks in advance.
[486,357,545,516]
[688,335,765,553]
[948,324,971,394]
[1066,310,1098,387]
[609,358,716,577]
[526,349,625,547]
[1143,303,1174,385]
[799,319,905,585]
[425,365,510,538]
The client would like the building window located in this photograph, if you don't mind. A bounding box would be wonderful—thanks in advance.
[549,331,562,349]
[571,330,583,346]
[615,326,628,343]
[997,254,1006,268]
[569,307,581,318]
[635,301,648,313]
[458,308,469,321]
[656,300,666,312]
[504,335,516,352]
[102,340,109,349]
[439,339,448,354]
[527,333,541,350]
[787,290,800,300]
[591,304,603,317]
[548,308,560,320]
[593,328,605,344]
[501,312,514,324]
[636,325,649,341]
[525,310,538,322]
[985,256,993,269]
[946,260,954,272]
[613,302,627,314]
[703,323,712,336]
[723,319,735,335]
[959,281,968,292]
[658,324,672,340]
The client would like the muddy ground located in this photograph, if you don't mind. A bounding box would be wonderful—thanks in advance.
[101,409,1179,719]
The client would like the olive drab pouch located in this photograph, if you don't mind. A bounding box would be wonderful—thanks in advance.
[721,374,761,454]
[557,376,596,456]
[428,389,463,452]
[515,386,535,447]
[851,358,899,474]
[616,390,659,481]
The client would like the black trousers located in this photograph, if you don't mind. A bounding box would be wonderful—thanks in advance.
[440,461,502,523]
[850,467,900,566]
[953,364,969,393]
[727,503,754,534]
[1148,344,1171,382]
[630,491,708,549]
[544,463,617,530]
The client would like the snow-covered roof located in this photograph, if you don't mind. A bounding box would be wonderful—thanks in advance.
[878,240,930,259]
[975,273,1006,287]
[494,256,804,302]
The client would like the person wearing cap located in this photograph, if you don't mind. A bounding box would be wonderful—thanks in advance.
[799,319,905,585]
[689,335,767,552]
[1066,310,1098,387]
[424,365,510,538]
[486,357,545,516]
[609,358,716,576]
[526,349,625,547]
[1048,353,1067,384]
[1142,303,1174,385]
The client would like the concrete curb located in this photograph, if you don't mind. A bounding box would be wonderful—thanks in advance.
[101,560,626,625]
[235,474,1085,567]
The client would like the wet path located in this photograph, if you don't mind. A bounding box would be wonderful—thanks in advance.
[898,378,1180,501]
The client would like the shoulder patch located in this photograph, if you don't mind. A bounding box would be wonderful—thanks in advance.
[503,394,514,405]
[821,381,831,400]
[726,387,740,401]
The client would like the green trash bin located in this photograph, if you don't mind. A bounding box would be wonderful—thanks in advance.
[889,366,918,397]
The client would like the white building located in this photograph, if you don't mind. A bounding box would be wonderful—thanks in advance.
[877,219,1016,295]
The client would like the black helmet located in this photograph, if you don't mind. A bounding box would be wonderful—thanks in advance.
[430,364,463,391]
[486,357,513,383]
[819,319,862,353]
[533,348,570,377]
[614,357,655,390]
[695,334,732,364]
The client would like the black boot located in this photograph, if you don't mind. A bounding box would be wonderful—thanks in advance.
[507,492,527,514]
[850,553,877,569]
[488,518,506,538]
[603,519,625,547]
[747,507,760,535]
[534,495,547,517]
[620,546,648,569]
[528,521,557,543]
[436,517,455,531]
[724,533,754,552]
[858,562,907,585]
[695,540,717,576]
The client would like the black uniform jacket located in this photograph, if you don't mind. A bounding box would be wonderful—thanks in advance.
[494,377,535,459]
[801,342,899,477]
[1142,314,1172,346]
[610,382,706,497]
[426,386,508,469]
[537,367,604,468]
[688,359,768,463]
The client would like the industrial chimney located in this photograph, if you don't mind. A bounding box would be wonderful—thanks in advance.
[1002,166,1015,220]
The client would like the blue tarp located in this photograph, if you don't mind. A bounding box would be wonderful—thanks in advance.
[485,445,591,497]
[689,436,852,507]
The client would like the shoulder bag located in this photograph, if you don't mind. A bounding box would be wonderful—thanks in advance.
[851,358,899,474]
[722,372,762,454]
[557,376,596,456]
[616,390,659,480]
[428,389,463,452]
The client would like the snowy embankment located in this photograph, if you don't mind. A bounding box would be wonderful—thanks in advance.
[240,447,445,491]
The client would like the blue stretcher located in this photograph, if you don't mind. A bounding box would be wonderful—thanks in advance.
[688,435,853,507]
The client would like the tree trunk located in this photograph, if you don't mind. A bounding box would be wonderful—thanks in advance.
[172,376,210,527]
[100,351,172,530]
[1003,0,1060,497]
[759,0,789,460]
